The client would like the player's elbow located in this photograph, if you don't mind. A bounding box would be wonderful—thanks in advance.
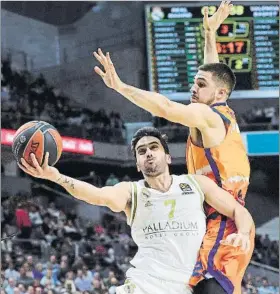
[98,187,124,213]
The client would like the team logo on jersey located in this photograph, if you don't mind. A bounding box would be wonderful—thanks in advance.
[19,136,26,143]
[144,200,153,207]
[141,188,153,208]
[179,183,194,195]
[124,280,136,293]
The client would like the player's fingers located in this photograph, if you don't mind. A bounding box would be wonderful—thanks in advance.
[203,7,209,18]
[241,238,247,251]
[30,153,43,173]
[218,1,225,9]
[245,240,251,253]
[220,235,234,246]
[233,235,241,247]
[20,158,37,174]
[93,51,104,65]
[17,163,34,177]
[98,48,106,59]
[107,52,113,65]
[107,52,117,74]
[98,48,109,68]
[222,234,239,247]
[94,66,106,78]
[43,152,49,169]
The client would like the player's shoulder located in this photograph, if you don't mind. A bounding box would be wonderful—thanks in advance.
[212,104,237,120]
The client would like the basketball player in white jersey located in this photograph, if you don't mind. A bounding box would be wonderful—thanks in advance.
[19,127,253,294]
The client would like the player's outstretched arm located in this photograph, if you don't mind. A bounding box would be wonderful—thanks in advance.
[18,153,131,213]
[193,174,254,252]
[203,1,233,64]
[93,48,222,130]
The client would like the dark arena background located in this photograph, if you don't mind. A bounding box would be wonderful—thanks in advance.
[1,1,279,294]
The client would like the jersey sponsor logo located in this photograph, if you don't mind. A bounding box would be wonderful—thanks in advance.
[179,183,194,195]
[143,220,200,239]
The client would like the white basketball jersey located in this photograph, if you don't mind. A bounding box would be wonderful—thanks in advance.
[126,174,206,285]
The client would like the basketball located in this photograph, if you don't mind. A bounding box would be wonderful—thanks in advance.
[12,121,63,167]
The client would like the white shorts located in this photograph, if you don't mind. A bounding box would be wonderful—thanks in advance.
[116,270,192,294]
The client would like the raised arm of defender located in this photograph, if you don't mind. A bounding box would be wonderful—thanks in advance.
[203,1,233,64]
[19,153,131,213]
[93,49,221,131]
[93,1,232,132]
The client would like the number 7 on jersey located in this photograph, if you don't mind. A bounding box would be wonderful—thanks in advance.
[164,199,176,219]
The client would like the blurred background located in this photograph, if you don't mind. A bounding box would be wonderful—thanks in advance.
[1,1,279,294]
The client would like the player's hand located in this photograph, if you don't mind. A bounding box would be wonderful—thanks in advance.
[220,232,250,253]
[18,153,60,181]
[203,0,233,32]
[93,48,124,92]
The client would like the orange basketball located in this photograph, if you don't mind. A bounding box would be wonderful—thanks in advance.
[12,121,63,167]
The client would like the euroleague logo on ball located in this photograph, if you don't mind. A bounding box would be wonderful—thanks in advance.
[19,135,26,144]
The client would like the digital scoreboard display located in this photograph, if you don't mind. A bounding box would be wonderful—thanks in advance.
[145,3,279,100]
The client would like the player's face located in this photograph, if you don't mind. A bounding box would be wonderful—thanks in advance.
[135,136,171,177]
[190,71,226,105]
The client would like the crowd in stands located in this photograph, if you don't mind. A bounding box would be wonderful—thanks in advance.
[1,190,135,294]
[80,172,130,189]
[1,59,126,143]
[242,273,279,294]
[252,234,279,269]
[239,106,279,131]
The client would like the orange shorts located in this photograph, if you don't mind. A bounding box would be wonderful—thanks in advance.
[189,216,255,294]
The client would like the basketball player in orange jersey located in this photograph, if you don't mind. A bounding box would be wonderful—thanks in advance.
[93,1,255,293]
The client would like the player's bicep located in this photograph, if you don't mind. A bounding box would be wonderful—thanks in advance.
[98,182,131,212]
[194,175,236,219]
[165,102,223,130]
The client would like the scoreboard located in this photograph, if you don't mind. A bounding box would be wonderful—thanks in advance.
[145,3,279,100]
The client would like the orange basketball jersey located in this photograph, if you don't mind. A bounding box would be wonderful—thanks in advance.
[186,102,254,294]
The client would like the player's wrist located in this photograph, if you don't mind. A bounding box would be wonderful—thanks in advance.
[238,231,250,236]
[50,171,62,183]
[116,81,128,94]
[204,29,216,35]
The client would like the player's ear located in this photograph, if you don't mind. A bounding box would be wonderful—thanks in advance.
[166,154,171,164]
[136,162,141,172]
[216,88,227,100]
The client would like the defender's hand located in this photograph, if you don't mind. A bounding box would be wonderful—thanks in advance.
[220,232,250,253]
[203,1,233,32]
[93,48,124,92]
[19,153,60,181]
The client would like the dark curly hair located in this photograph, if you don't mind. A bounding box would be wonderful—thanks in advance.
[131,127,169,158]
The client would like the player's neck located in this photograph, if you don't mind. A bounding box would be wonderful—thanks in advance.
[144,172,173,193]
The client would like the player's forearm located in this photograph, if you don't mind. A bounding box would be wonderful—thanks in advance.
[53,173,104,206]
[116,83,171,117]
[204,30,219,64]
[116,83,212,128]
[233,205,254,235]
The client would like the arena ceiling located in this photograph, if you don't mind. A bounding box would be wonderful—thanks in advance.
[1,1,96,26]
